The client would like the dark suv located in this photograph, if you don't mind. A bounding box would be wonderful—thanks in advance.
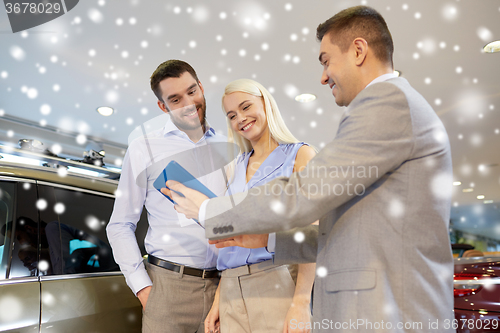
[0,143,147,332]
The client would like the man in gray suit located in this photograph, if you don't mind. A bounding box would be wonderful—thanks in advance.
[165,6,454,332]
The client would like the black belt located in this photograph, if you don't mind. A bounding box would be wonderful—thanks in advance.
[147,255,219,279]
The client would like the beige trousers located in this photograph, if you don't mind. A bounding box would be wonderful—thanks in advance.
[142,262,219,333]
[219,261,295,333]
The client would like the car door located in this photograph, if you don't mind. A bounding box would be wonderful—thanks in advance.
[37,182,142,333]
[0,178,40,333]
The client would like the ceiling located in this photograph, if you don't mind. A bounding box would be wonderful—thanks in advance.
[0,0,499,237]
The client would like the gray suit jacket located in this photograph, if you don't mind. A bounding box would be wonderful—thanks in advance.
[205,78,454,332]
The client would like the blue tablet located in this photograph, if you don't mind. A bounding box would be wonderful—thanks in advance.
[153,160,217,205]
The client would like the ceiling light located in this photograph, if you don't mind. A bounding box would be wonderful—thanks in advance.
[484,200,494,204]
[295,94,316,103]
[394,70,402,77]
[453,181,462,186]
[477,195,485,200]
[483,40,500,53]
[97,106,114,116]
[462,188,474,193]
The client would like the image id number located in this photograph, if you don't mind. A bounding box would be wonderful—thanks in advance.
[5,2,61,14]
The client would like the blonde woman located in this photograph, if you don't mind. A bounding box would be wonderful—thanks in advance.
[204,79,317,333]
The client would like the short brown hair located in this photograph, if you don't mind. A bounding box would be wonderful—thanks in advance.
[150,60,200,102]
[316,6,394,66]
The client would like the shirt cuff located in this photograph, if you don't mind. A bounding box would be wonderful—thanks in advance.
[198,199,210,227]
[266,233,276,254]
[128,263,153,296]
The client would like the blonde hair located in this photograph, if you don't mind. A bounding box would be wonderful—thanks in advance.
[222,79,300,183]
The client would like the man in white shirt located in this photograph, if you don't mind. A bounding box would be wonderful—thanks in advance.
[106,60,227,333]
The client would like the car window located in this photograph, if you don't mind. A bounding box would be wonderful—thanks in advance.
[0,181,15,280]
[38,184,119,275]
[2,180,40,279]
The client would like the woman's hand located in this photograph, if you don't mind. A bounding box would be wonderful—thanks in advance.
[205,287,221,333]
[282,300,311,333]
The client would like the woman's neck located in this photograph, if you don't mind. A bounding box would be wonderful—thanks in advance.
[249,129,278,158]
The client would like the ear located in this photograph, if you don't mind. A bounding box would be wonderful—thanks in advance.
[353,38,368,66]
[157,100,169,114]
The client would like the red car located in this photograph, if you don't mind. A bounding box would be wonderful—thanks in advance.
[454,250,500,333]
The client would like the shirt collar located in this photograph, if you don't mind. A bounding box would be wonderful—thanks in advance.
[162,117,216,139]
[365,72,398,89]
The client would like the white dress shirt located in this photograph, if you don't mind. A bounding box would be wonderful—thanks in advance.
[107,117,227,295]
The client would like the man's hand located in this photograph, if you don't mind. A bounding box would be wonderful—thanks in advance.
[137,286,152,310]
[209,234,269,249]
[161,180,209,220]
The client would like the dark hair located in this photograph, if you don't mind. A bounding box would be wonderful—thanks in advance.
[150,60,200,103]
[316,6,394,66]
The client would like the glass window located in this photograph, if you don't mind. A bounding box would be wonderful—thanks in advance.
[38,185,119,275]
[2,180,39,279]
[0,181,15,280]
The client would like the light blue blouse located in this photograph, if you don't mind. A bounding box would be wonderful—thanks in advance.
[217,142,307,270]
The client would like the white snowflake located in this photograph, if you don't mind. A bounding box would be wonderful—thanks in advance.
[470,134,482,147]
[270,200,285,215]
[477,27,493,42]
[88,8,103,23]
[76,134,87,145]
[316,266,328,278]
[192,6,209,23]
[460,164,471,176]
[106,90,119,103]
[284,84,298,98]
[40,104,51,115]
[389,199,405,218]
[27,88,38,99]
[430,172,453,200]
[36,199,48,210]
[41,291,56,306]
[86,215,101,231]
[10,46,26,61]
[38,260,50,271]
[0,295,23,322]
[442,4,458,21]
[57,167,68,177]
[294,231,305,243]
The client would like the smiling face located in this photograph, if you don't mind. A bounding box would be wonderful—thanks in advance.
[157,71,206,132]
[223,92,269,145]
[319,32,360,107]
